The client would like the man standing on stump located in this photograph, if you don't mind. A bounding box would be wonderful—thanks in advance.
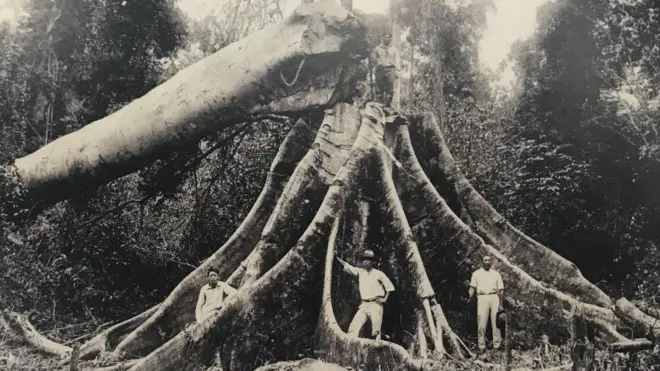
[370,33,400,106]
[469,255,504,352]
[337,250,395,340]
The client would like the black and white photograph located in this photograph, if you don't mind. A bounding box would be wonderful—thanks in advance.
[0,0,659,370]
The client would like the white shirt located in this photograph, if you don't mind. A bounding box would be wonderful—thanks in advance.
[470,268,504,295]
[195,282,237,322]
[372,44,400,70]
[343,265,395,301]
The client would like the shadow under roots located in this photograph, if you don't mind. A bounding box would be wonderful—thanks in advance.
[221,268,326,371]
[404,205,475,338]
[387,122,474,340]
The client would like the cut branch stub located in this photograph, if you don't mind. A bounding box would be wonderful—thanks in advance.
[6,0,368,206]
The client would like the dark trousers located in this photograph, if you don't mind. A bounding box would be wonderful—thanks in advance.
[375,66,396,106]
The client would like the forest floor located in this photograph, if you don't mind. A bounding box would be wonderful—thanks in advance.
[0,331,585,371]
[1,324,657,370]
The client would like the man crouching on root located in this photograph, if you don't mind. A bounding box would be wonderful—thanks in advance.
[336,250,395,340]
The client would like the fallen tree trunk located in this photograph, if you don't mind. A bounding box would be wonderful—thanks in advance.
[1,0,367,206]
[608,338,654,353]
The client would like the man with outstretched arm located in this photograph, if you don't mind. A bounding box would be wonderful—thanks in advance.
[337,249,395,340]
[196,267,238,323]
[469,255,504,352]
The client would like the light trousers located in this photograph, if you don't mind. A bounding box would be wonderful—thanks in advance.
[348,302,384,339]
[477,294,501,350]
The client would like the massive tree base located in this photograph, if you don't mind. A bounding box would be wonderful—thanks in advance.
[8,102,660,371]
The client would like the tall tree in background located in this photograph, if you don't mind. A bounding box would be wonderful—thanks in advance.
[494,0,660,298]
[0,0,186,157]
[0,0,190,327]
[398,0,501,191]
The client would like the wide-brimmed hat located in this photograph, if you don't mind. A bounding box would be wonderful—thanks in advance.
[361,250,375,260]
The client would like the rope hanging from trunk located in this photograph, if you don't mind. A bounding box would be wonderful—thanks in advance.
[377,140,413,177]
[280,57,307,87]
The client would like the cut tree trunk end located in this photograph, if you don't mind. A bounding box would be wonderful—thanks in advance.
[607,338,654,353]
[0,0,368,210]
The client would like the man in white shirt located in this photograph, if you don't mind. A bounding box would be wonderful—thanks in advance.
[370,33,400,106]
[196,268,238,323]
[469,255,504,351]
[337,250,395,340]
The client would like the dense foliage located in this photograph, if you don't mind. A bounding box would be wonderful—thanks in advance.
[0,0,288,339]
[396,0,660,303]
[489,0,660,300]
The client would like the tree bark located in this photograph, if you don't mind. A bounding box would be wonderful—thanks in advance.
[126,105,386,371]
[239,103,362,287]
[407,113,614,307]
[5,102,660,371]
[112,116,321,357]
[3,0,367,206]
[390,116,626,342]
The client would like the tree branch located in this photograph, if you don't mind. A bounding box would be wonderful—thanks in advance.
[75,198,149,229]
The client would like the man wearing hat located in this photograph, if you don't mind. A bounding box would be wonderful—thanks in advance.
[336,249,395,340]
